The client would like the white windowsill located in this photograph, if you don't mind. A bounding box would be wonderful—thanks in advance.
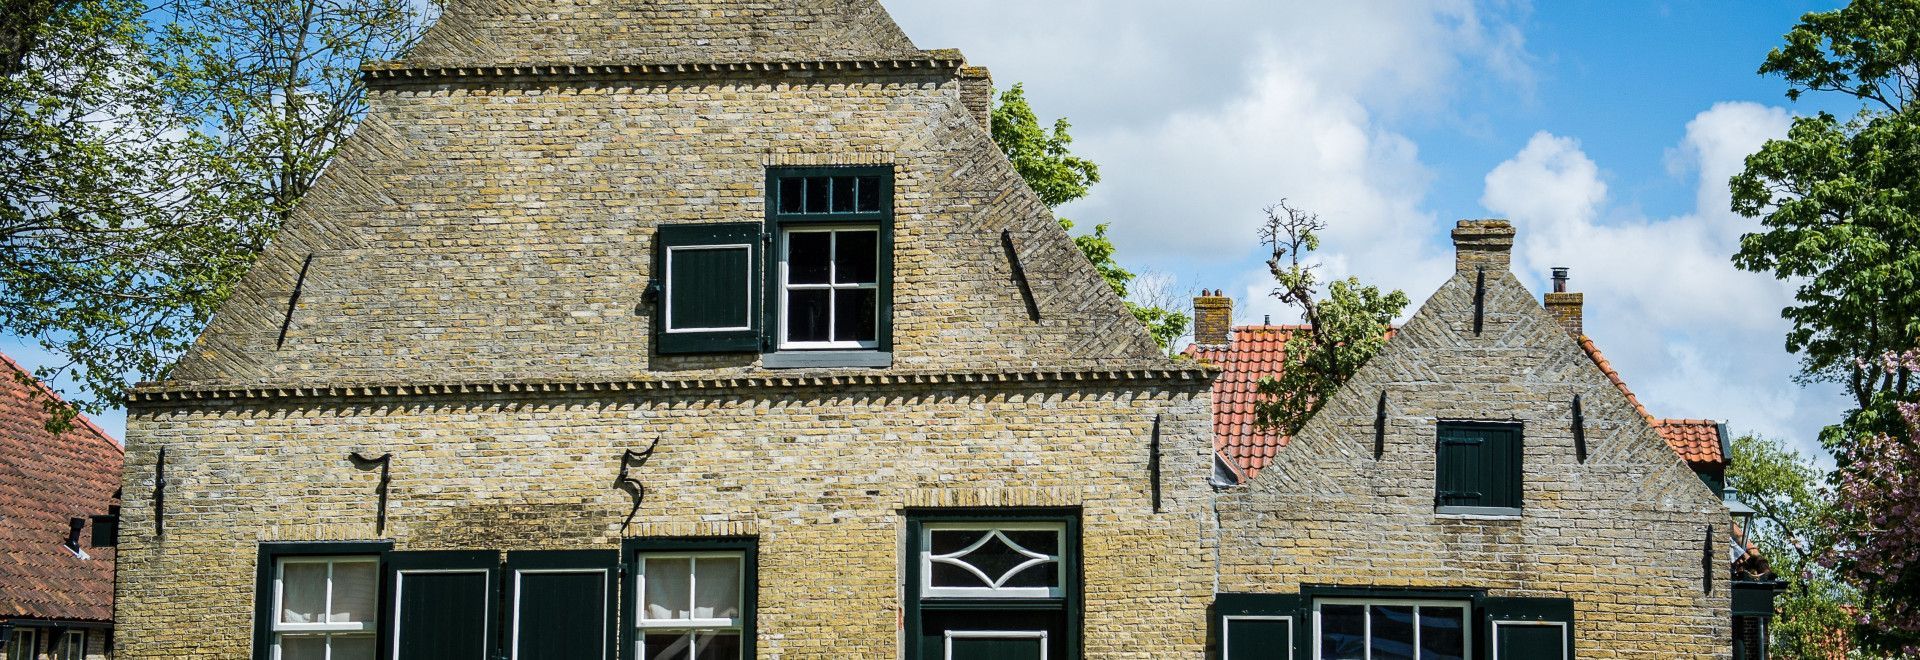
[1435,506,1523,520]
[762,350,893,369]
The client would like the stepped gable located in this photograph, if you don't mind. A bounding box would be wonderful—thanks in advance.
[404,0,923,67]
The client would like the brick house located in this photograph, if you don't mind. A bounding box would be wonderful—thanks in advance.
[113,2,1751,659]
[0,353,121,660]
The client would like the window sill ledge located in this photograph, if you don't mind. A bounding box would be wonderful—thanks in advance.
[762,351,893,369]
[1435,507,1522,520]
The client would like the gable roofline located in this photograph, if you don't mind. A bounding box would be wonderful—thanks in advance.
[361,51,969,84]
[0,352,120,455]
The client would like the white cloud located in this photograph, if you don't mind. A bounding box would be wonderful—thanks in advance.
[1483,102,1844,451]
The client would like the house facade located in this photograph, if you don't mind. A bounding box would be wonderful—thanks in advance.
[115,2,1745,659]
[0,352,121,660]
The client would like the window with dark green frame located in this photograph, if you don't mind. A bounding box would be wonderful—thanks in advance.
[905,510,1079,660]
[623,537,757,660]
[765,167,892,359]
[252,541,391,660]
[1435,422,1523,515]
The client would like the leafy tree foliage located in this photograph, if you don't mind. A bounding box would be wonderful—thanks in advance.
[989,84,1190,354]
[1,0,434,419]
[1732,0,1920,436]
[1729,434,1856,658]
[1822,349,1920,653]
[1253,201,1408,436]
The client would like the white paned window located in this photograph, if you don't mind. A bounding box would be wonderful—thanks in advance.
[778,227,880,350]
[57,630,84,660]
[920,522,1064,599]
[6,628,35,660]
[635,553,743,660]
[1313,599,1469,660]
[273,557,378,660]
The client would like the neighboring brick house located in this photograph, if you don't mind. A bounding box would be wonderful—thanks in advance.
[111,2,1753,659]
[0,353,121,660]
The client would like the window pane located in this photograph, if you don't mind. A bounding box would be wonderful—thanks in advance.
[832,177,856,213]
[833,289,877,343]
[280,563,327,624]
[999,559,1057,588]
[645,558,693,620]
[930,530,986,555]
[1318,605,1365,660]
[330,635,376,660]
[833,231,878,284]
[856,176,882,212]
[645,632,692,660]
[278,635,326,660]
[7,631,33,660]
[694,557,742,620]
[779,178,804,214]
[330,561,378,624]
[785,290,830,343]
[957,533,1037,584]
[1419,607,1466,660]
[1370,605,1415,660]
[929,561,990,588]
[693,632,742,660]
[787,232,831,285]
[805,177,830,214]
[1000,530,1059,557]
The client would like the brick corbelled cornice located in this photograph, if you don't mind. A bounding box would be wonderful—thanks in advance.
[361,54,967,85]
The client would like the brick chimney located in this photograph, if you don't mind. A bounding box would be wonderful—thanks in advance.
[1193,290,1233,347]
[1451,219,1515,275]
[1545,266,1584,338]
[958,66,994,130]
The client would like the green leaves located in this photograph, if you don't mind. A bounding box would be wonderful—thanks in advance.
[1759,0,1919,110]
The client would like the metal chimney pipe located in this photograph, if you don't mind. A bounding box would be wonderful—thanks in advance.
[1551,267,1570,293]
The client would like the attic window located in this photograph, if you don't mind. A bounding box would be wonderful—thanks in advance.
[763,166,893,366]
[1435,422,1523,516]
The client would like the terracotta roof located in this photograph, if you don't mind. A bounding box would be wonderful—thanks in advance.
[1186,325,1727,482]
[0,351,121,623]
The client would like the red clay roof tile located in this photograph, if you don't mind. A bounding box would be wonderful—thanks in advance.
[0,351,121,623]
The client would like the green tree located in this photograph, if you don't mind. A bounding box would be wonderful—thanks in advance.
[1729,434,1856,658]
[1253,201,1409,436]
[1,0,436,420]
[989,83,1190,354]
[1732,0,1920,445]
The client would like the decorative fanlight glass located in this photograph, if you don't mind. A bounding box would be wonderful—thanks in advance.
[921,524,1063,598]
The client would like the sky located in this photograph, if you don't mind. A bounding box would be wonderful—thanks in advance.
[883,0,1856,459]
[1,0,1858,459]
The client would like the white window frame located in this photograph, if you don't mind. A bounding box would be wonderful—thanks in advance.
[777,225,881,350]
[1222,615,1294,660]
[663,243,755,334]
[919,522,1065,599]
[943,630,1048,660]
[509,567,610,660]
[7,628,36,660]
[632,551,745,660]
[1311,598,1471,660]
[1490,620,1568,660]
[272,556,378,660]
[390,567,491,658]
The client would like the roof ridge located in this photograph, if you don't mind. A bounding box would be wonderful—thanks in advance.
[0,351,122,454]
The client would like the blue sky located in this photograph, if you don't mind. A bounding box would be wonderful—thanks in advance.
[3,0,1857,459]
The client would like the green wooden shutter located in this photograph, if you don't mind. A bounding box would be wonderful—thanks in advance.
[387,551,499,660]
[1437,424,1522,511]
[1483,596,1573,660]
[655,223,761,354]
[505,550,619,660]
[1216,593,1301,659]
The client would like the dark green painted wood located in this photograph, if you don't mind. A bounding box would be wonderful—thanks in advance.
[505,551,618,660]
[1437,423,1523,509]
[395,572,489,660]
[1225,618,1292,660]
[904,509,1080,660]
[655,223,761,354]
[1493,624,1565,659]
[1481,596,1573,660]
[763,166,893,354]
[948,635,1045,660]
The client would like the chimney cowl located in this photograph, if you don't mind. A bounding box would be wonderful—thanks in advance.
[1544,267,1583,338]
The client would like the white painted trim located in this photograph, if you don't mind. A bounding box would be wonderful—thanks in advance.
[1310,598,1471,660]
[1221,615,1293,660]
[391,568,491,659]
[943,630,1048,660]
[1491,620,1569,660]
[510,568,610,660]
[663,243,754,333]
[919,522,1064,599]
[271,554,381,660]
[633,552,745,631]
[7,628,36,660]
[777,225,882,350]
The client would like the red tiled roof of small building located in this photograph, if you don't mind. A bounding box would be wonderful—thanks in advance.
[0,351,121,623]
[1186,325,1726,481]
